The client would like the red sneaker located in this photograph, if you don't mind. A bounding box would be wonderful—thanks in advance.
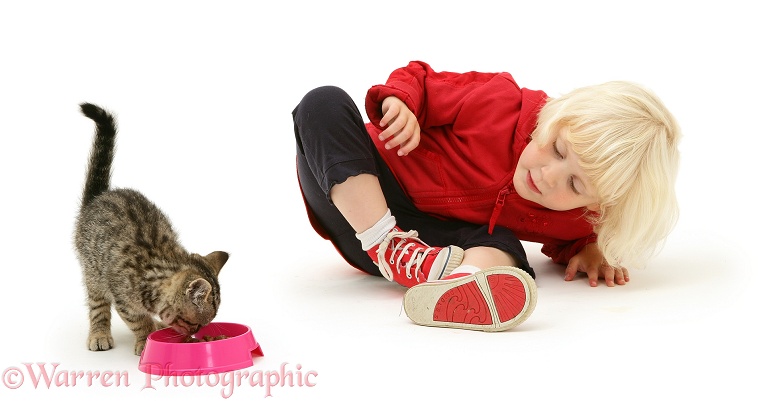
[403,266,537,331]
[367,227,463,288]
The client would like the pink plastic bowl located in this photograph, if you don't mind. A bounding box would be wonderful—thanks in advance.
[138,322,263,376]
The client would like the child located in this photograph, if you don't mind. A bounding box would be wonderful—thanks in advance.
[292,61,680,332]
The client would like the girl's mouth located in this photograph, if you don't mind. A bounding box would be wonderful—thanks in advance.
[527,172,541,194]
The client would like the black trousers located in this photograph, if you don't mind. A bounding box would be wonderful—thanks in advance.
[292,86,534,279]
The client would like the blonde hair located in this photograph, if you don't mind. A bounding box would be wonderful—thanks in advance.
[533,81,681,268]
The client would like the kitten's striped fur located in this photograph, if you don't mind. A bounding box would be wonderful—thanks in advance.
[74,103,228,355]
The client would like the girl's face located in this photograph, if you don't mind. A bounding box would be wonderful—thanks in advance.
[513,127,600,211]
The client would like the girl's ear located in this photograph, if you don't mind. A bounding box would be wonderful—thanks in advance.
[586,202,600,212]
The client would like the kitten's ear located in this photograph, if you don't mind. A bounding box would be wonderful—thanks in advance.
[186,278,212,306]
[204,251,229,275]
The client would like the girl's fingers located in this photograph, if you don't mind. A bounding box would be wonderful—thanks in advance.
[379,101,399,128]
[397,124,420,156]
[383,129,407,149]
[586,264,602,287]
[564,262,579,281]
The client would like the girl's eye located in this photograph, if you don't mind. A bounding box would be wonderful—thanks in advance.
[568,176,580,195]
[553,140,564,159]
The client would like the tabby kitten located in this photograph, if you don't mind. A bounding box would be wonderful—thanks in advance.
[74,103,228,356]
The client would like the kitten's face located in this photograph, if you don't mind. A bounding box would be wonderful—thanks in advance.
[159,252,227,335]
[161,277,220,335]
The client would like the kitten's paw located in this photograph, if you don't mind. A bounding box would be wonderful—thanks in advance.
[134,339,147,356]
[88,333,114,351]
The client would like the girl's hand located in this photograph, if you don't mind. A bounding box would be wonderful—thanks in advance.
[379,96,421,156]
[564,243,629,287]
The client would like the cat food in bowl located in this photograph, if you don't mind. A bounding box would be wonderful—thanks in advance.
[138,322,263,376]
[183,334,229,343]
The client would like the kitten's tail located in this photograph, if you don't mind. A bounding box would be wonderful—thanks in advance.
[79,103,117,209]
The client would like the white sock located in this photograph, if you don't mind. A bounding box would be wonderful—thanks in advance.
[449,265,481,276]
[355,209,396,251]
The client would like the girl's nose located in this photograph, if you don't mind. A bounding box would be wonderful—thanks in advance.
[540,164,560,188]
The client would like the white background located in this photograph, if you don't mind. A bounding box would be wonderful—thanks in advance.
[1,1,763,400]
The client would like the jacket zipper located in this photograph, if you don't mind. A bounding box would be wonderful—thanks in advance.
[414,193,497,206]
[488,187,512,234]
[412,186,515,234]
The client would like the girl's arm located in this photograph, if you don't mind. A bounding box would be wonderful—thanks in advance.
[365,60,515,131]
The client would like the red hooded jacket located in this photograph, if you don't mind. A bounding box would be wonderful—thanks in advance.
[364,61,596,264]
